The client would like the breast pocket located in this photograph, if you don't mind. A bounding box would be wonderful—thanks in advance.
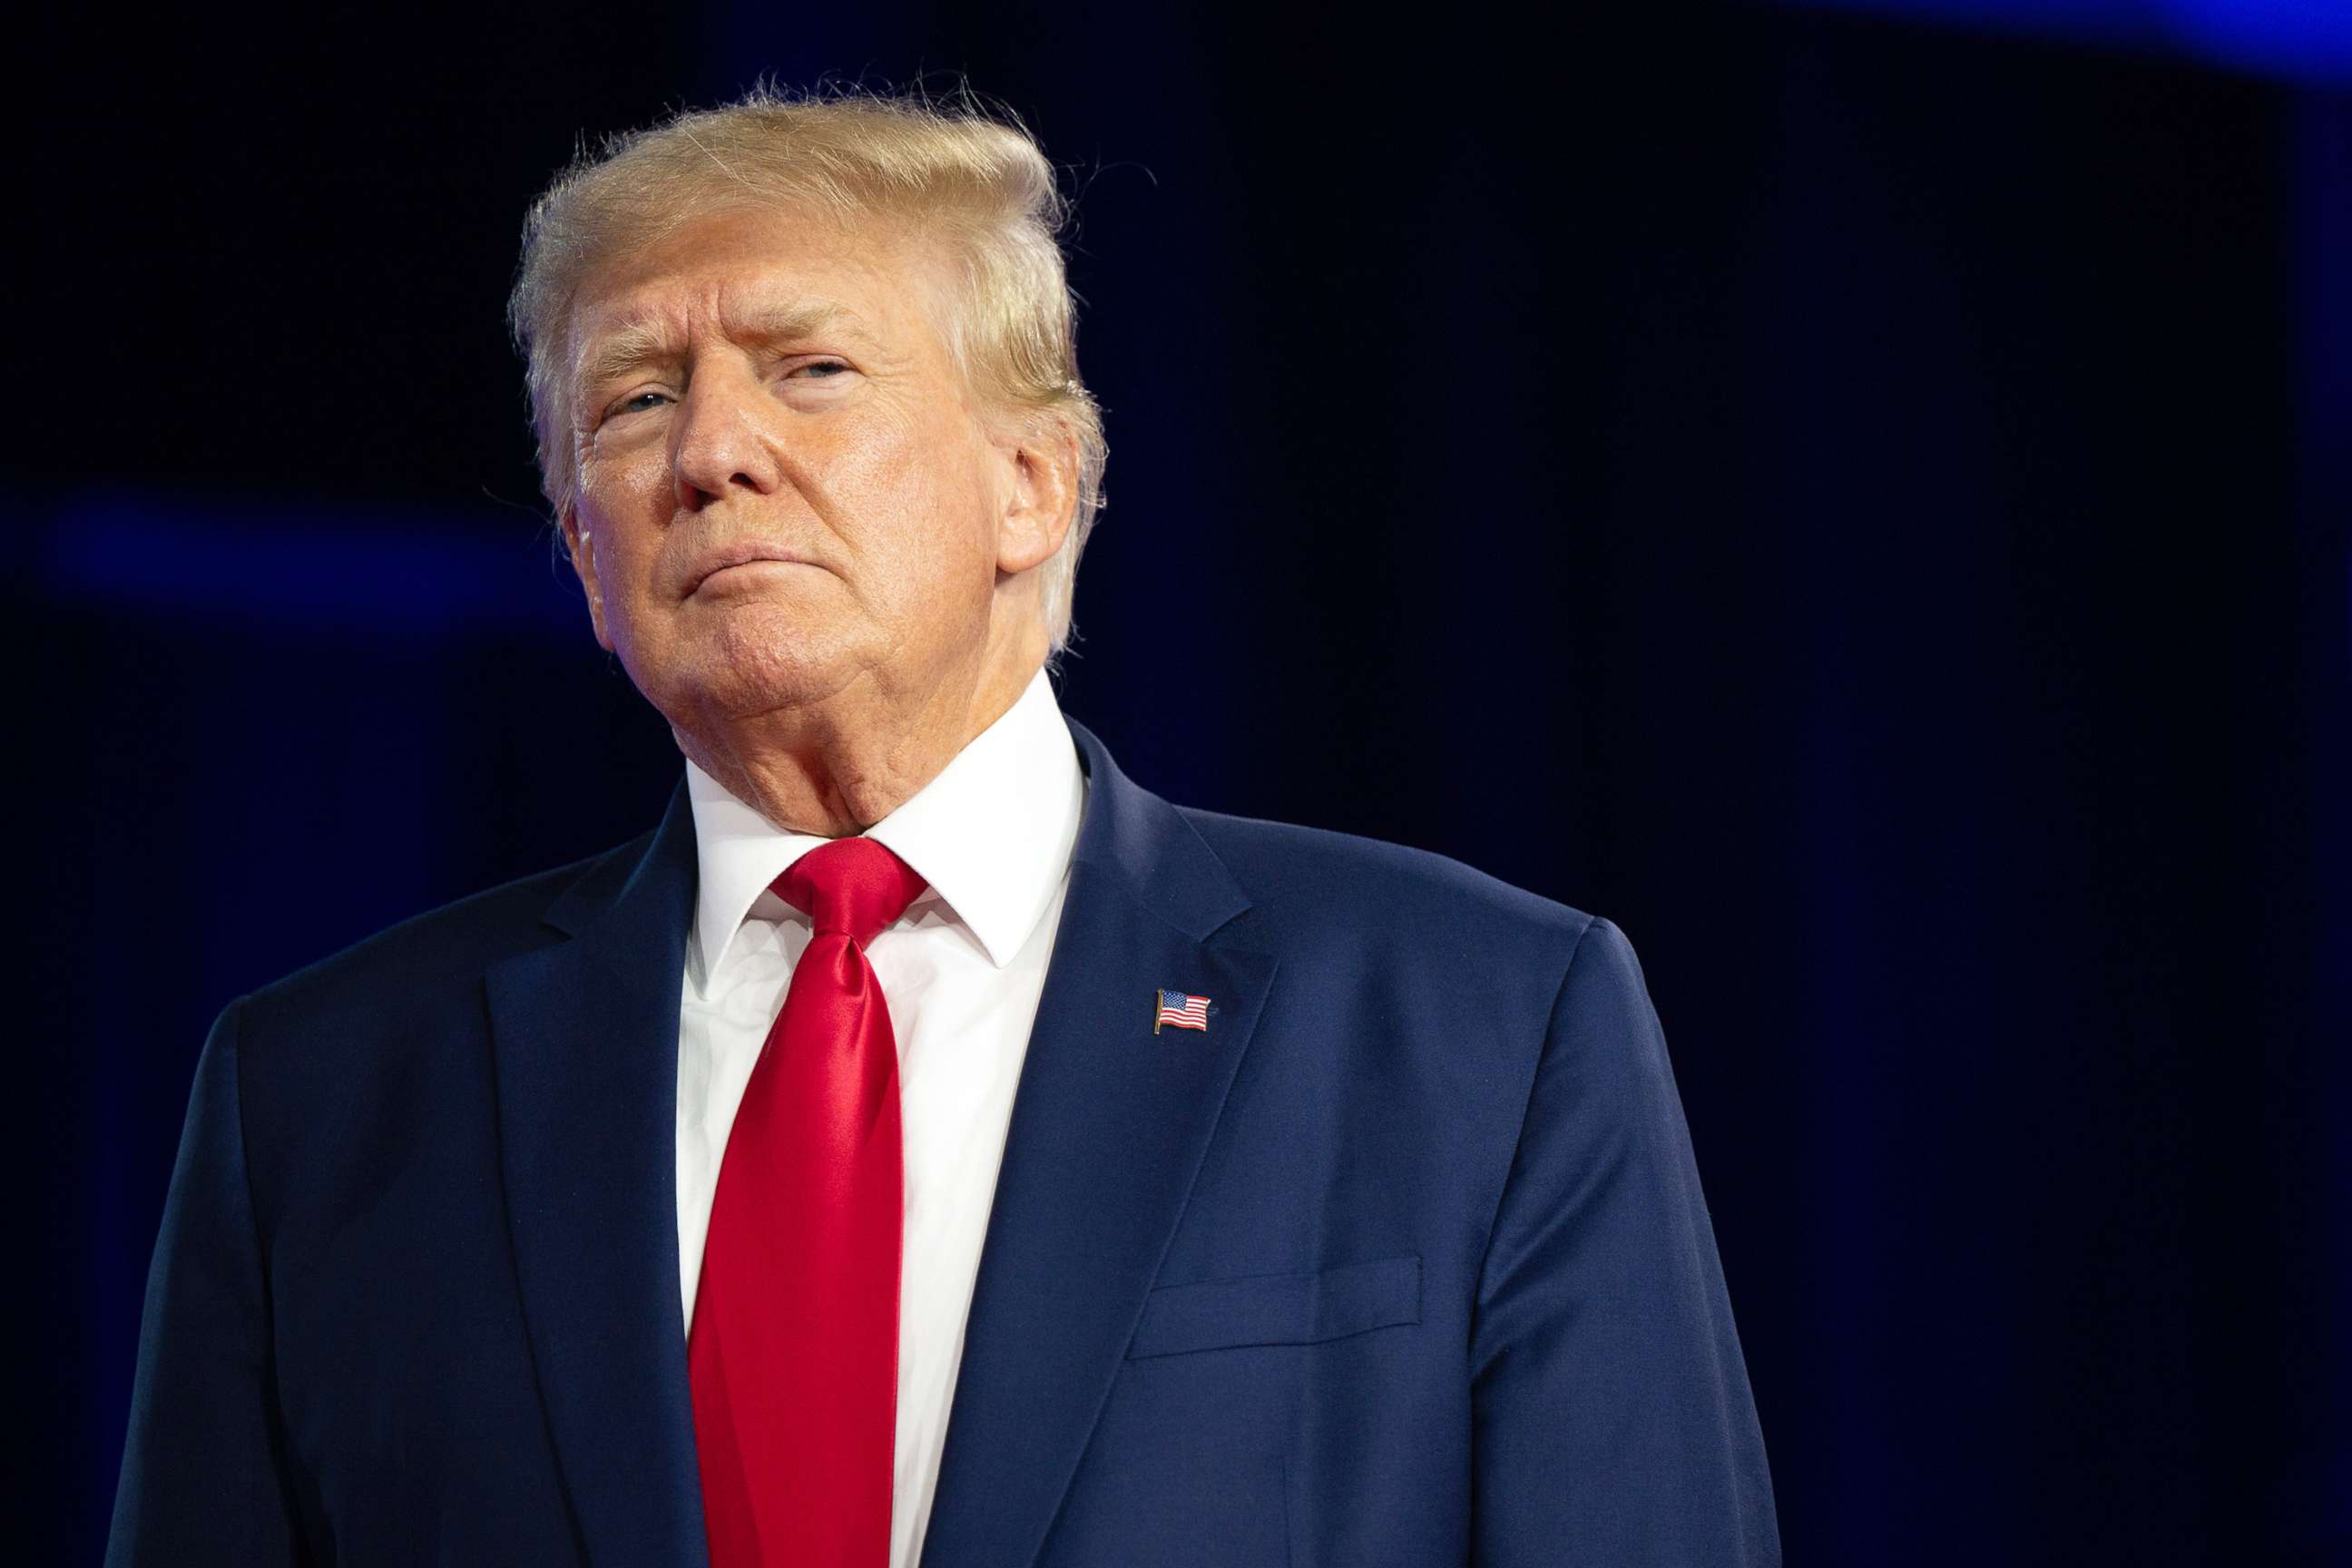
[1125,1254,1422,1359]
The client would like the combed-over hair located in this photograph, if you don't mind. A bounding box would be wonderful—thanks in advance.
[508,83,1106,654]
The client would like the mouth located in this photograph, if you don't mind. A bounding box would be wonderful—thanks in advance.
[684,544,817,597]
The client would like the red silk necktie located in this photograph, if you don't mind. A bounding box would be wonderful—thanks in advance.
[690,836,927,1568]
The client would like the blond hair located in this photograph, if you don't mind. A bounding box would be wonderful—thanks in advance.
[508,84,1106,654]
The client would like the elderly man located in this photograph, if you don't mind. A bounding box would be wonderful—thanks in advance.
[108,89,1779,1567]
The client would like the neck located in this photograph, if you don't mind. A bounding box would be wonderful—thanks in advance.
[673,634,1044,838]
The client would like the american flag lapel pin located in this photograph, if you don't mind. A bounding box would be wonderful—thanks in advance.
[1153,989,1211,1034]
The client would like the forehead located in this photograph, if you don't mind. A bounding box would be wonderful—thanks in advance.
[564,202,953,373]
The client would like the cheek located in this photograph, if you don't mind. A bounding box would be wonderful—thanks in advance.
[576,461,672,578]
[833,424,998,586]
[583,446,672,523]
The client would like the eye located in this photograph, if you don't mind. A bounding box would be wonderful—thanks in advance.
[596,388,671,427]
[786,358,853,381]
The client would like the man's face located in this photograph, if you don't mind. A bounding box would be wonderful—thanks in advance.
[560,202,1051,735]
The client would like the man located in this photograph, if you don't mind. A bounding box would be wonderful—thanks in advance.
[108,88,1779,1566]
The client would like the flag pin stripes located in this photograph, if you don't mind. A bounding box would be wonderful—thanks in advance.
[1153,990,1211,1034]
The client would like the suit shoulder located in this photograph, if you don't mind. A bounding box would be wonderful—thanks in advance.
[1175,803,1596,953]
[240,828,652,1029]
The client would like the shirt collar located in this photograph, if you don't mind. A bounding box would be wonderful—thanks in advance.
[685,667,1085,990]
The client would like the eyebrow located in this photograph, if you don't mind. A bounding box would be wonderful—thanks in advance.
[570,301,865,405]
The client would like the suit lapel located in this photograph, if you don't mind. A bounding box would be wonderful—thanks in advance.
[919,720,1279,1568]
[484,780,710,1568]
[476,720,1270,1568]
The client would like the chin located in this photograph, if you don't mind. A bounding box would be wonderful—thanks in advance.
[639,611,875,723]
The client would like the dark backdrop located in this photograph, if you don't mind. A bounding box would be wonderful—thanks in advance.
[12,2,2346,1562]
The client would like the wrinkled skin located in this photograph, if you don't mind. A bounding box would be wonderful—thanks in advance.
[559,202,1078,835]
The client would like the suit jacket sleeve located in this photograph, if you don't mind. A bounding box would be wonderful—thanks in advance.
[108,997,307,1566]
[1469,918,1780,1565]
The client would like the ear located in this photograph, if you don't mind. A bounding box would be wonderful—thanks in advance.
[557,504,615,652]
[993,414,1081,578]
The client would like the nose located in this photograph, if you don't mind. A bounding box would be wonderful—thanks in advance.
[670,362,781,514]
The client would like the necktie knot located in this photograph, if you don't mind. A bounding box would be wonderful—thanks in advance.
[772,837,926,946]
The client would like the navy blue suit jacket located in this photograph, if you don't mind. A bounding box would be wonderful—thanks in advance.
[109,717,1779,1565]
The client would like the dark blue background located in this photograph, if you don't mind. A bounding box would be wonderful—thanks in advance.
[14,1,2347,1561]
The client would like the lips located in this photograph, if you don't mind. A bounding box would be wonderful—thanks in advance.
[683,541,814,596]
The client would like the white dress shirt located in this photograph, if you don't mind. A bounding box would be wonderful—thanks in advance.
[676,667,1085,1568]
